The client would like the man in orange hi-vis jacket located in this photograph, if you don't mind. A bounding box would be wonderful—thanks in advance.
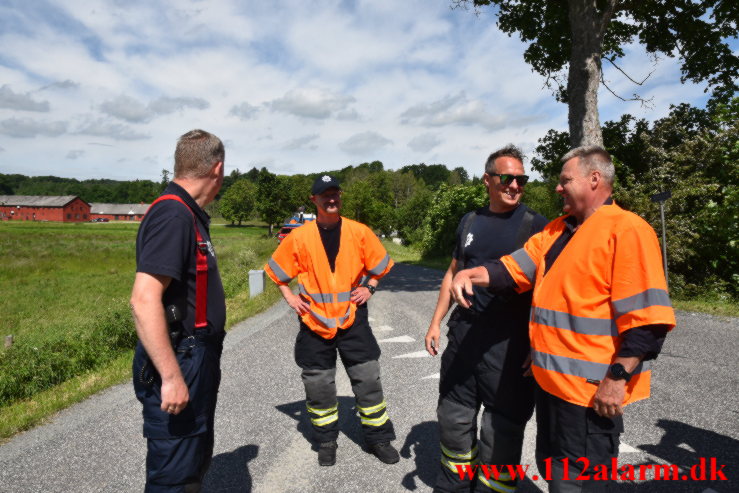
[264,174,399,467]
[451,146,676,492]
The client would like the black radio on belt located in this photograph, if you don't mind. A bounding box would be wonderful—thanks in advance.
[165,304,184,346]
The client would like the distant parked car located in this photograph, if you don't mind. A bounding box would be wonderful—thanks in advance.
[276,213,316,243]
[91,217,110,222]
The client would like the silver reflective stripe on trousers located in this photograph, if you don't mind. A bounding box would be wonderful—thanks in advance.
[367,254,390,276]
[612,288,672,319]
[268,257,293,283]
[532,349,651,381]
[510,248,536,283]
[532,307,618,337]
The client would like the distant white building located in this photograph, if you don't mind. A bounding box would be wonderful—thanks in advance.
[89,203,150,221]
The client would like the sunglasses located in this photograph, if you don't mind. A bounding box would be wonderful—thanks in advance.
[488,173,529,186]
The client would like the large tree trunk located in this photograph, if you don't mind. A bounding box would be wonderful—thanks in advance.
[566,0,617,148]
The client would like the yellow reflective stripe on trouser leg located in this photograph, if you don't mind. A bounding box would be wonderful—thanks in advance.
[440,443,478,474]
[441,455,478,474]
[440,443,478,461]
[357,399,386,415]
[360,411,389,427]
[307,403,338,427]
[477,470,516,493]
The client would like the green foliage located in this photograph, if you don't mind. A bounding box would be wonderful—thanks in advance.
[521,179,562,220]
[0,173,161,203]
[419,183,488,257]
[533,99,739,299]
[396,186,434,245]
[219,179,257,225]
[0,221,279,409]
[0,302,135,406]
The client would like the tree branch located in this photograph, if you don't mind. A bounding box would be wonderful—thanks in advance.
[603,56,654,85]
[600,73,654,108]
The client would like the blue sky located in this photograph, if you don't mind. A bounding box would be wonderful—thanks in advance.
[0,0,722,182]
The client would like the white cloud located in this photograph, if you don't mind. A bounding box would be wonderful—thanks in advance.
[282,134,319,150]
[401,92,506,130]
[100,95,209,123]
[229,102,259,120]
[269,88,355,120]
[66,149,84,159]
[408,133,441,152]
[0,85,50,112]
[75,119,149,140]
[0,118,67,138]
[339,131,392,155]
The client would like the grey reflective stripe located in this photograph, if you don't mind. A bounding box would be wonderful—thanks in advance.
[336,291,352,303]
[510,248,536,283]
[532,307,618,337]
[612,288,672,319]
[532,350,651,381]
[310,309,338,328]
[268,258,293,283]
[299,284,333,304]
[338,306,352,325]
[367,254,390,276]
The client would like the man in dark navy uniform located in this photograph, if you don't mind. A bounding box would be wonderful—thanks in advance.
[425,145,548,492]
[131,129,226,492]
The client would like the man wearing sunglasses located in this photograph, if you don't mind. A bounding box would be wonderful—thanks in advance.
[425,145,548,493]
[450,146,675,492]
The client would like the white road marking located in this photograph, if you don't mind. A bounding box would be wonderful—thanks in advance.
[392,351,430,359]
[422,373,440,379]
[618,442,640,453]
[373,325,394,331]
[376,335,415,343]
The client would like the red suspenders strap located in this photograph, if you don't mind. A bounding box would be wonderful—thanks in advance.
[148,194,208,329]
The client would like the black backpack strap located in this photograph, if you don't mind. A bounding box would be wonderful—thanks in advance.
[515,206,536,250]
[458,210,477,269]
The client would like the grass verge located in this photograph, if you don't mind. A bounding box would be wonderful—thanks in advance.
[0,221,282,441]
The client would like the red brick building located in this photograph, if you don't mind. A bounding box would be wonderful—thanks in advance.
[0,195,91,222]
[89,203,149,221]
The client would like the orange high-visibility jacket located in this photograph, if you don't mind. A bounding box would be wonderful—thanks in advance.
[500,203,676,408]
[264,217,393,339]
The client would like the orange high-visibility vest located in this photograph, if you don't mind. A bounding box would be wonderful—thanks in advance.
[264,217,393,339]
[500,203,676,408]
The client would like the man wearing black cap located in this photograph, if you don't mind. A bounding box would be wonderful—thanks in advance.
[264,174,399,467]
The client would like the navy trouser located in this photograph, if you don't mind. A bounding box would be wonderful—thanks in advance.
[535,385,622,493]
[133,331,225,493]
[434,307,535,493]
[294,303,395,446]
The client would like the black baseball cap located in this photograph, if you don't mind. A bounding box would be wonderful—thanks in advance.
[311,174,342,195]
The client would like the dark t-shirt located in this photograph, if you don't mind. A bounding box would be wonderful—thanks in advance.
[318,218,341,273]
[136,182,226,335]
[452,204,548,314]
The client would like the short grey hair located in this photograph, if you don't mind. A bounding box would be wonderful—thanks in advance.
[484,144,525,174]
[561,146,614,187]
[174,129,225,179]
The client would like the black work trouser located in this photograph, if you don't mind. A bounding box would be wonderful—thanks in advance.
[133,330,225,493]
[535,385,623,493]
[294,303,395,446]
[434,308,535,493]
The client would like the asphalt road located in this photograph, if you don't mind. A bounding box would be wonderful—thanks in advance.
[1,263,737,493]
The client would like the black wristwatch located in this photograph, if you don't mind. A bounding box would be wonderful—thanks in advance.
[608,363,632,382]
[365,284,376,295]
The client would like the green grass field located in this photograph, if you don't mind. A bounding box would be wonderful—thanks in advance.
[0,220,282,439]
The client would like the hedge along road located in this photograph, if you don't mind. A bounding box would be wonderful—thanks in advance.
[0,263,737,493]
